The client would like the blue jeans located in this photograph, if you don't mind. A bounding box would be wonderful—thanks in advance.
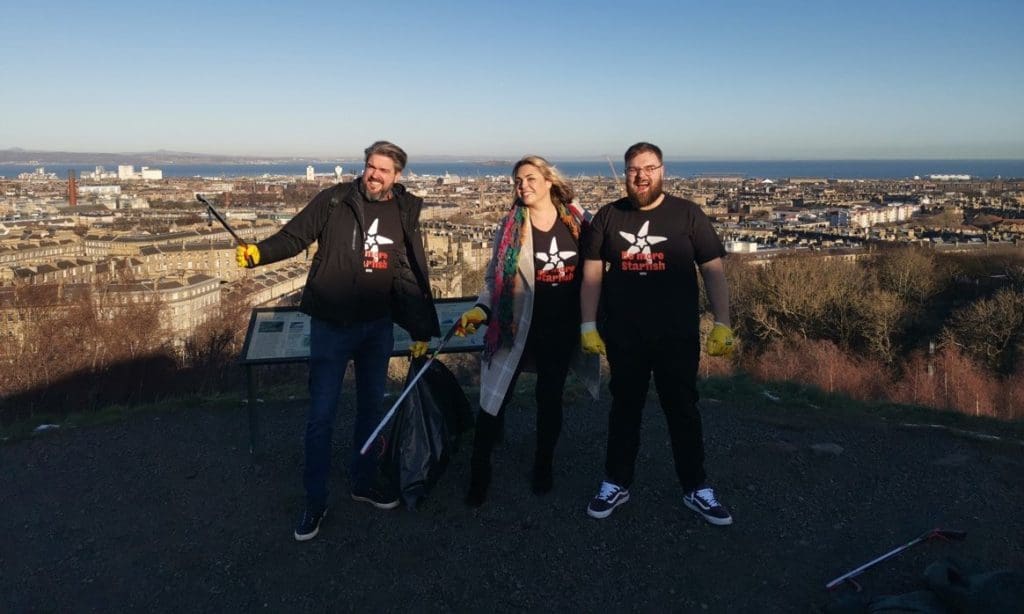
[304,316,394,511]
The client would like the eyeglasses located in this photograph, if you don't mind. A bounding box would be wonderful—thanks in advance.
[625,164,663,177]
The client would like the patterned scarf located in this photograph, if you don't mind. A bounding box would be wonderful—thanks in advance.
[482,201,585,361]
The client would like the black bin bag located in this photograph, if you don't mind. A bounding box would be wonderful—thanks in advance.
[370,357,472,509]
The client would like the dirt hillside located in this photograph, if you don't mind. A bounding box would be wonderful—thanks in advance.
[3,380,1023,612]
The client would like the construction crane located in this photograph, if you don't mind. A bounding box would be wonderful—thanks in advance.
[606,155,624,192]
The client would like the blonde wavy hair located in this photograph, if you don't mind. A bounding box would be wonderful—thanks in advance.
[512,155,575,206]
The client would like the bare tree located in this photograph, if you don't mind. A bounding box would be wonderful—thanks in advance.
[860,289,907,364]
[944,287,1024,375]
[874,246,942,304]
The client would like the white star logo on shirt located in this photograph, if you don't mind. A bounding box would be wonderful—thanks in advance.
[619,221,667,255]
[363,218,394,258]
[535,236,576,272]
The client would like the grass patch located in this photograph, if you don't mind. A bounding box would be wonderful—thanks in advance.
[0,391,251,443]
[700,372,1024,440]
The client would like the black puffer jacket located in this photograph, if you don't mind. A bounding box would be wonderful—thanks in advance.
[255,180,440,341]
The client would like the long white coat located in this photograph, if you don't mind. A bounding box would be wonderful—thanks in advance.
[474,210,601,416]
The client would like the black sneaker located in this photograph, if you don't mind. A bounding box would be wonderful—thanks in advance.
[294,507,327,541]
[586,481,630,519]
[351,487,400,510]
[683,486,733,526]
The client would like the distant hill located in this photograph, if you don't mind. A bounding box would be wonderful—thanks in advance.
[0,149,610,166]
[0,149,310,165]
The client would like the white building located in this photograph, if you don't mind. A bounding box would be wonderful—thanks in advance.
[79,185,122,196]
[83,166,117,180]
[17,168,57,181]
[839,203,921,228]
[726,241,759,253]
[117,165,163,180]
[306,165,315,181]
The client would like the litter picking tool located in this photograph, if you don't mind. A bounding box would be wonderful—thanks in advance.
[826,528,967,591]
[196,193,255,267]
[360,324,459,456]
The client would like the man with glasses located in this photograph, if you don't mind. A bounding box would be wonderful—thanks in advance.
[236,141,439,540]
[579,142,736,524]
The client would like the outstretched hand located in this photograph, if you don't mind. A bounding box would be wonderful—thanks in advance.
[236,244,260,268]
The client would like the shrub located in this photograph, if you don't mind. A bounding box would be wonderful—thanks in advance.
[744,336,888,402]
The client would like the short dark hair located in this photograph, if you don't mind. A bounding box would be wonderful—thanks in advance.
[624,142,663,165]
[364,141,408,172]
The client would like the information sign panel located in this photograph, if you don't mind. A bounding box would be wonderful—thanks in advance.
[239,297,484,365]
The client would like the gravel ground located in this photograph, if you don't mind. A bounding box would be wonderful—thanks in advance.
[3,375,1023,613]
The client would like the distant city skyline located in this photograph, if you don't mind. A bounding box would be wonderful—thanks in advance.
[2,0,1022,160]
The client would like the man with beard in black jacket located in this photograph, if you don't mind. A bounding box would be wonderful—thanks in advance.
[237,141,439,541]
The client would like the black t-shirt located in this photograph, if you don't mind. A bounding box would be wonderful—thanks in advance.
[531,220,581,332]
[353,200,405,321]
[580,194,725,341]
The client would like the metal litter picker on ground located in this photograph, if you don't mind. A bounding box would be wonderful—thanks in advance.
[826,528,967,591]
[360,324,459,456]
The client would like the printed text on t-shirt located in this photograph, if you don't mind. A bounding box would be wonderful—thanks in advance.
[619,221,667,274]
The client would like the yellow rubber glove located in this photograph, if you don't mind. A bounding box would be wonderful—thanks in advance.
[409,340,430,358]
[706,322,735,357]
[236,244,260,268]
[455,306,487,337]
[580,322,606,356]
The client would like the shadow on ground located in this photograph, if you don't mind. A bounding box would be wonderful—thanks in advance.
[2,375,1023,612]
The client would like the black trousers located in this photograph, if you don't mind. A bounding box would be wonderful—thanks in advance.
[604,334,706,491]
[471,323,575,470]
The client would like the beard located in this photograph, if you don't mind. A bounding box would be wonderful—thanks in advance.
[626,174,663,209]
[361,177,393,202]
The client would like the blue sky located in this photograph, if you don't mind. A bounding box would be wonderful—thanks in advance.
[1,0,1021,159]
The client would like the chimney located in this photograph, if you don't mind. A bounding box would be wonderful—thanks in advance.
[68,170,77,207]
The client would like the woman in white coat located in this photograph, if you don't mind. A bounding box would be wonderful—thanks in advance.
[456,155,599,507]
